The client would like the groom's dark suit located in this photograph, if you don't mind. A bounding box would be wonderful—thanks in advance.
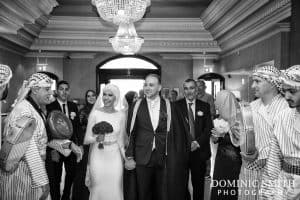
[175,98,213,200]
[126,97,168,200]
[45,100,81,200]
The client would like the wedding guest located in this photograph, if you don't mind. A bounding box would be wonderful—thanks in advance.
[0,73,53,200]
[210,90,242,200]
[170,89,178,102]
[175,78,213,200]
[237,65,288,200]
[267,65,300,199]
[72,90,96,200]
[196,79,216,118]
[46,80,83,200]
[125,91,138,108]
[0,64,12,149]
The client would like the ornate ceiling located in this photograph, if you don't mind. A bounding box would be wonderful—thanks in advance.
[0,0,291,57]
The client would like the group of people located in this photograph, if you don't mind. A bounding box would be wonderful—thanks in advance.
[0,63,299,200]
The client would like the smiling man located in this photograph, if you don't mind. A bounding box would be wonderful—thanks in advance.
[238,65,288,200]
[0,73,53,200]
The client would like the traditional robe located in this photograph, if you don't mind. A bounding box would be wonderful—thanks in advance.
[238,95,288,200]
[0,99,48,200]
[267,108,300,200]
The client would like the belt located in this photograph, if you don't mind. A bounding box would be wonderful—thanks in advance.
[102,140,117,146]
[282,161,300,176]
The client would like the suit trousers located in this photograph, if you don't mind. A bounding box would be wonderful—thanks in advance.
[187,149,207,200]
[46,150,77,200]
[136,150,167,200]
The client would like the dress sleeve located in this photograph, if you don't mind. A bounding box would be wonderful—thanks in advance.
[117,112,127,159]
[83,111,97,145]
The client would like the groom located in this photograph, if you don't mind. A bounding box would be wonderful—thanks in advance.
[125,74,169,200]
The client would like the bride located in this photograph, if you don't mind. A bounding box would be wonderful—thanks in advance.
[84,84,126,200]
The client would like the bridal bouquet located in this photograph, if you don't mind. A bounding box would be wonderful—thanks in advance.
[92,121,113,149]
[213,118,230,135]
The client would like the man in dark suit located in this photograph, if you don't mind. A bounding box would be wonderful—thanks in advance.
[125,74,169,200]
[46,80,82,200]
[175,78,213,200]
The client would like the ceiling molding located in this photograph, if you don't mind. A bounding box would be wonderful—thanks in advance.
[201,0,239,29]
[31,17,220,53]
[211,0,270,39]
[31,38,221,53]
[219,0,291,52]
[0,37,28,56]
[25,52,66,58]
[190,54,219,59]
[160,54,193,60]
[221,23,290,58]
[0,0,58,34]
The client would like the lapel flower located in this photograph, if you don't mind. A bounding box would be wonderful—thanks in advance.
[197,110,203,117]
[70,112,76,120]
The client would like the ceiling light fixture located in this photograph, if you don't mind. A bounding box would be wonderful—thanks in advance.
[92,0,150,55]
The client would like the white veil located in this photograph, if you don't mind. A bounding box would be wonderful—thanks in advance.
[91,83,121,113]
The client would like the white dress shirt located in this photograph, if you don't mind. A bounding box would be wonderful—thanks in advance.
[146,96,160,150]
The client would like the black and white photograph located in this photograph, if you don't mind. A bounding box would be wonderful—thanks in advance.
[0,0,300,200]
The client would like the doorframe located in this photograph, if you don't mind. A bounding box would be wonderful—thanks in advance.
[96,55,161,94]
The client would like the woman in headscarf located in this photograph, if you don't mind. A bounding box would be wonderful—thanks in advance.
[210,90,242,200]
[72,90,96,200]
[84,84,126,200]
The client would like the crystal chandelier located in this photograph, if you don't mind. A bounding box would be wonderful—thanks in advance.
[92,0,150,55]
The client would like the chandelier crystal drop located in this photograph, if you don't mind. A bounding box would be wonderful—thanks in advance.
[109,23,144,55]
[92,0,150,25]
[92,0,150,55]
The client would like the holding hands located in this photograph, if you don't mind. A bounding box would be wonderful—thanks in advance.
[125,157,136,170]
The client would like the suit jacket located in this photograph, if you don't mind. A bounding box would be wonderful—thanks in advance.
[46,100,81,145]
[125,98,168,166]
[175,98,213,161]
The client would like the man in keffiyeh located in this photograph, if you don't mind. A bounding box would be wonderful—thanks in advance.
[0,64,13,149]
[267,65,300,200]
[237,65,289,200]
[0,72,54,200]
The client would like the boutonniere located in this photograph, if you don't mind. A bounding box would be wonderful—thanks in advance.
[70,112,76,120]
[197,110,203,116]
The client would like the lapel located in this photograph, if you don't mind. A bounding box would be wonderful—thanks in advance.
[156,98,166,132]
[141,98,155,131]
[54,100,62,112]
[180,99,189,124]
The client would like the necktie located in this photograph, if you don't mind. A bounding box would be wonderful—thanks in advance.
[188,102,195,139]
[62,103,67,115]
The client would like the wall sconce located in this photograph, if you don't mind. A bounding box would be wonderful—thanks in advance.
[242,78,245,85]
[36,50,48,71]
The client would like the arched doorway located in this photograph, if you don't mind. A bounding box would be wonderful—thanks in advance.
[197,73,225,99]
[96,55,161,101]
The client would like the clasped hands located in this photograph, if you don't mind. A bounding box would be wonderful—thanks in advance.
[51,142,83,163]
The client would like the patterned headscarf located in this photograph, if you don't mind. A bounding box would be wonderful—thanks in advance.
[252,65,282,91]
[12,73,53,107]
[280,65,300,89]
[0,64,12,87]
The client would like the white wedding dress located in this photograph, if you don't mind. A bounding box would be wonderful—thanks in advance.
[84,110,126,200]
